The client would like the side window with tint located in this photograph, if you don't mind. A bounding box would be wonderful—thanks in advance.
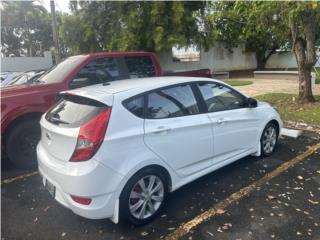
[70,58,120,89]
[147,85,199,119]
[197,83,246,112]
[124,56,156,78]
[123,96,144,118]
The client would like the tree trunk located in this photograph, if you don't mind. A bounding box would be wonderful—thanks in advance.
[290,10,317,103]
[297,66,314,103]
[256,51,267,70]
[256,48,276,70]
[294,38,315,103]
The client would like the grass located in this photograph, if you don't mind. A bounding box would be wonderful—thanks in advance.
[224,80,253,86]
[256,93,320,125]
[314,67,320,84]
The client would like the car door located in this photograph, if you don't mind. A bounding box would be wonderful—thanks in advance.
[69,57,124,89]
[196,82,261,164]
[144,83,214,177]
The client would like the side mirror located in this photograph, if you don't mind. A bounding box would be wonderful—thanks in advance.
[247,98,258,108]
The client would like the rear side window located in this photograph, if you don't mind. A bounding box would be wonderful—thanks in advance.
[70,57,120,89]
[45,95,107,128]
[146,84,199,119]
[124,56,156,78]
[123,96,144,118]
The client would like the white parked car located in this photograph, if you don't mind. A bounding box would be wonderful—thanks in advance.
[1,72,22,86]
[37,77,282,224]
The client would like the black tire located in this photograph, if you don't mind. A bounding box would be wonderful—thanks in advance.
[260,122,278,157]
[119,168,168,225]
[6,119,41,169]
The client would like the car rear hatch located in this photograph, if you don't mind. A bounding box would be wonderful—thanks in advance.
[40,93,113,163]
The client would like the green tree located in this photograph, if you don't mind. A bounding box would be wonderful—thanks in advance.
[203,1,288,69]
[204,1,320,103]
[58,1,204,54]
[281,1,320,103]
[1,1,53,57]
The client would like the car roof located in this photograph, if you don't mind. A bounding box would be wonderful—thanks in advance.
[84,51,156,58]
[63,77,224,105]
[68,76,224,94]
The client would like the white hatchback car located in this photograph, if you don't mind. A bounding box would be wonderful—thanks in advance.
[37,77,282,224]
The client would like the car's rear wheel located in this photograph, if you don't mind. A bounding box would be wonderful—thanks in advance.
[120,168,167,225]
[6,119,41,169]
[261,122,278,156]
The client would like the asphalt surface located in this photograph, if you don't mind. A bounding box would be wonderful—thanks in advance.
[1,132,320,240]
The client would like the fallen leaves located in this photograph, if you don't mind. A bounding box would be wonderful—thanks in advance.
[222,223,232,230]
[207,231,214,237]
[308,199,319,205]
[266,195,277,201]
[216,208,226,215]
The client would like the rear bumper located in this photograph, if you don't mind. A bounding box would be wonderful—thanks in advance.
[37,141,124,221]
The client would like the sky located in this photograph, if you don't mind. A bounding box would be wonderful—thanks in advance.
[40,0,70,13]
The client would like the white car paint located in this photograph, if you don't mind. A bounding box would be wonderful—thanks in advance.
[1,72,22,86]
[37,76,282,223]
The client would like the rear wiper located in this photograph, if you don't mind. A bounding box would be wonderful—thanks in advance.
[49,116,69,124]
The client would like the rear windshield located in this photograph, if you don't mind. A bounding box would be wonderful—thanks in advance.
[45,95,107,128]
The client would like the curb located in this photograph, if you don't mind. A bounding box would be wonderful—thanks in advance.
[284,121,320,134]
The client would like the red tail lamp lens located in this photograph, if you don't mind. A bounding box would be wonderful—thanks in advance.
[70,108,112,162]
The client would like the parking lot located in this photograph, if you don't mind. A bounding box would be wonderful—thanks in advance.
[2,131,320,240]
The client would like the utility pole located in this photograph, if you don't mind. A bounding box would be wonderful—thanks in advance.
[50,0,60,63]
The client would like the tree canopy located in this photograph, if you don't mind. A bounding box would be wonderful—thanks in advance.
[1,1,53,57]
[1,1,319,102]
[203,1,290,69]
[58,1,205,54]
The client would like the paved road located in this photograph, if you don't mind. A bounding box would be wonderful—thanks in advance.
[2,132,320,240]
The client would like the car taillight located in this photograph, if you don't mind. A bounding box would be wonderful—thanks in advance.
[70,108,112,162]
[70,195,92,205]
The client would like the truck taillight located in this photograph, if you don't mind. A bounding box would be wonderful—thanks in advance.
[70,108,112,162]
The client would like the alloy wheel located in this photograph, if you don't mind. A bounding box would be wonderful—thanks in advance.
[128,175,164,220]
[262,126,277,154]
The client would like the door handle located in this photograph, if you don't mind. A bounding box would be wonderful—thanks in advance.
[152,126,172,134]
[216,118,227,124]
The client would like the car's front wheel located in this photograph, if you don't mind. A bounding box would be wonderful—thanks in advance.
[6,119,41,168]
[261,122,278,156]
[120,168,167,225]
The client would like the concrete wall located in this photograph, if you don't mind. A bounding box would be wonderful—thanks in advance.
[1,51,53,72]
[265,50,320,69]
[157,42,257,72]
[158,43,320,72]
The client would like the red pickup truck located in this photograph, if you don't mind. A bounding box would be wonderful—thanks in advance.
[1,51,212,168]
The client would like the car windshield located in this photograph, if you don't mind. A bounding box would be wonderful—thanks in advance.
[8,71,45,86]
[37,55,87,84]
